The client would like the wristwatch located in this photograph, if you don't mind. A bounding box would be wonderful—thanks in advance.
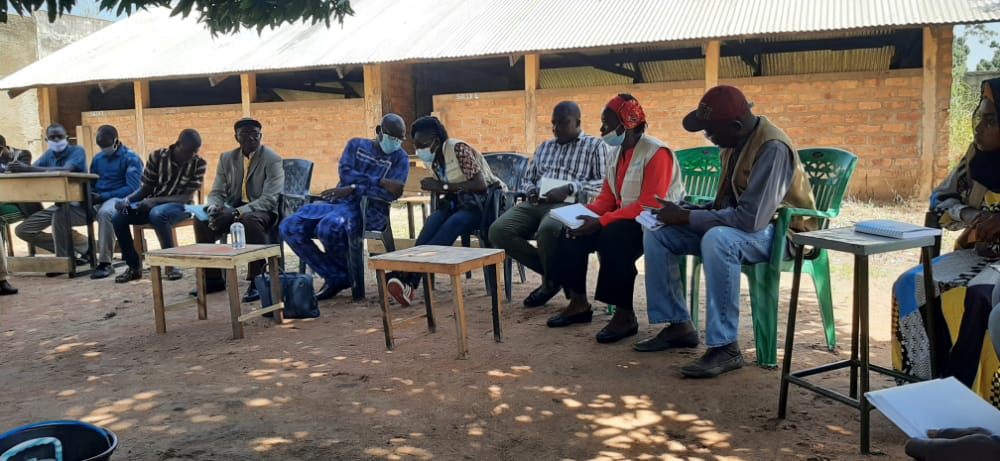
[442,183,449,191]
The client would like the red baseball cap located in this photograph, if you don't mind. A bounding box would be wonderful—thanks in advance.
[682,85,752,132]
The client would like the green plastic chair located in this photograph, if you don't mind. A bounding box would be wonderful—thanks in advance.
[675,146,722,206]
[690,147,857,368]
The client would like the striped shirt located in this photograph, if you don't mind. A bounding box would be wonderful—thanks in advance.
[523,132,609,197]
[142,147,207,198]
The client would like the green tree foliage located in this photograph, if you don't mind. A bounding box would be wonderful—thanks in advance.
[2,0,355,35]
[951,28,991,164]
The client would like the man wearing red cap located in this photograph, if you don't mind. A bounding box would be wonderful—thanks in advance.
[637,85,817,378]
[545,94,685,344]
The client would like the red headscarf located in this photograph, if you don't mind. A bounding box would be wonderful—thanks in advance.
[606,96,646,130]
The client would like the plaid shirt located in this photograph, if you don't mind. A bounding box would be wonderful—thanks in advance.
[142,147,207,198]
[523,132,608,197]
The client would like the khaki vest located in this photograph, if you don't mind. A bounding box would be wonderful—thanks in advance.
[439,139,503,189]
[606,135,685,208]
[717,116,817,232]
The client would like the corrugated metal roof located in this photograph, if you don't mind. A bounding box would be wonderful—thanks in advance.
[2,0,998,91]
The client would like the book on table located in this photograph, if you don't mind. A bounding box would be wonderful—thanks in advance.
[539,177,577,203]
[854,220,941,239]
[865,377,1000,438]
[548,203,599,230]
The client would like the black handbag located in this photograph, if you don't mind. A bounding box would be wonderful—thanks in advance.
[253,270,319,319]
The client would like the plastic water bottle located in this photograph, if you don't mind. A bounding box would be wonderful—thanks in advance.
[230,222,246,249]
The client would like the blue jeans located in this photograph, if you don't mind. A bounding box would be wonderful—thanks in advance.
[112,202,191,269]
[392,206,481,288]
[644,224,775,347]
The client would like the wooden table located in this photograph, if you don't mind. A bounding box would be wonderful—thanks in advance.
[777,227,939,453]
[369,245,505,359]
[0,172,98,276]
[145,243,284,339]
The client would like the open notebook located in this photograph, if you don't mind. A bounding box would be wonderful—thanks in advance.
[865,377,1000,438]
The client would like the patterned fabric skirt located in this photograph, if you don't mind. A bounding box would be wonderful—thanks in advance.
[892,249,1000,408]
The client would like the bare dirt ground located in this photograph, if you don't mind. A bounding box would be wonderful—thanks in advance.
[0,201,941,460]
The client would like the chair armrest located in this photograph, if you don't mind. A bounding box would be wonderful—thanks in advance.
[777,207,839,221]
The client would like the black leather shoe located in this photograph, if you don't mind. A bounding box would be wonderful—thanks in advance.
[680,342,744,379]
[632,323,700,352]
[596,313,639,344]
[523,283,560,308]
[0,281,17,296]
[190,280,226,297]
[242,284,260,303]
[546,309,593,328]
[90,264,114,279]
[115,266,143,284]
[164,266,183,281]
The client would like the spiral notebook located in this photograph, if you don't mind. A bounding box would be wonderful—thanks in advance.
[548,204,599,230]
[854,220,941,239]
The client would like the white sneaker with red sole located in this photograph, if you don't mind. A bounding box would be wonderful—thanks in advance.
[387,278,415,306]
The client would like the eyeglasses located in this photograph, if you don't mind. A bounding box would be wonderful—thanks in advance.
[236,131,262,139]
[383,133,404,143]
[47,134,66,141]
[973,111,999,129]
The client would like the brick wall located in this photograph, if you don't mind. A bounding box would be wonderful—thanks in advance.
[81,109,137,150]
[81,99,367,193]
[252,99,367,189]
[432,90,526,153]
[433,69,939,200]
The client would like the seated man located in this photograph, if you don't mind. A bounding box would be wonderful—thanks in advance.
[639,85,817,379]
[281,113,409,300]
[488,101,608,308]
[0,134,35,229]
[111,129,207,283]
[194,118,283,302]
[89,125,144,279]
[0,232,15,295]
[10,124,90,273]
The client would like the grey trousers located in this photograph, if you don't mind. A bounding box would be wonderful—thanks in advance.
[14,204,89,257]
[95,200,119,264]
[487,201,567,288]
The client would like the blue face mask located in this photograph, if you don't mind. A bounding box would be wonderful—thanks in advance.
[379,134,402,154]
[416,147,435,163]
[602,127,626,147]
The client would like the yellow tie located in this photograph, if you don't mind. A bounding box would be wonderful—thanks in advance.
[242,154,251,203]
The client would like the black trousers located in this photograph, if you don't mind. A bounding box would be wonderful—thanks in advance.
[194,210,277,284]
[550,219,644,310]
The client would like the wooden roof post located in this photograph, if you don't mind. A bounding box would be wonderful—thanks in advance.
[364,64,388,135]
[241,73,256,118]
[38,87,58,129]
[919,26,939,198]
[524,53,540,154]
[134,80,150,156]
[705,40,721,91]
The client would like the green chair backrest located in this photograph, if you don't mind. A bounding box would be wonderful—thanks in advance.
[675,146,722,204]
[797,147,858,230]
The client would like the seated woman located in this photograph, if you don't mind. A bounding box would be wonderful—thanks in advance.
[893,77,1000,405]
[544,94,685,344]
[386,116,505,306]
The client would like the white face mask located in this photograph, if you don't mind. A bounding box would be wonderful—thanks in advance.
[47,139,69,153]
[416,147,435,163]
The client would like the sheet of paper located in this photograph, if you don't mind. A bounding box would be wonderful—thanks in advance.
[539,177,576,203]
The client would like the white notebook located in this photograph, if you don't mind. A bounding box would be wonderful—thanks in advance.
[548,203,599,230]
[854,220,941,239]
[539,177,577,203]
[865,377,1000,438]
[636,209,663,231]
